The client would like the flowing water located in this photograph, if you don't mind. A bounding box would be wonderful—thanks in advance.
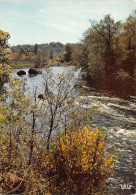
[13,67,136,192]
[78,94,136,191]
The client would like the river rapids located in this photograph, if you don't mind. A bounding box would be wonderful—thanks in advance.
[12,67,136,193]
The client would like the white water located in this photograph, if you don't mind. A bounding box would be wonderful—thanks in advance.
[13,67,136,191]
[74,67,82,78]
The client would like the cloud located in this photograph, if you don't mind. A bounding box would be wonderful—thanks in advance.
[1,0,135,45]
[37,2,90,35]
[38,1,101,31]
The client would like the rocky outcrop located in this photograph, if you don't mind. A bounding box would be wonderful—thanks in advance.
[17,70,26,76]
[28,68,42,75]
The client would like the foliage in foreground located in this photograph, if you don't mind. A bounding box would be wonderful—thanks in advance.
[0,29,11,90]
[0,67,114,194]
[0,125,116,194]
[45,126,116,194]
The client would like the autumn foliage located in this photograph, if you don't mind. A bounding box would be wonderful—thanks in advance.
[0,64,11,89]
[45,126,116,194]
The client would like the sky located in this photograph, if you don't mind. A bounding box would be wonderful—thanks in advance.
[0,0,135,46]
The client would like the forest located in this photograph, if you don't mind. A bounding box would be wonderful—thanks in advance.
[68,11,136,96]
[0,10,135,194]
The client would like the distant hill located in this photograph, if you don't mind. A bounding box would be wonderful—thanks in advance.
[11,42,65,57]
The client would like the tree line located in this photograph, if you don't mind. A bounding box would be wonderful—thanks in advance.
[11,42,65,58]
[10,42,65,67]
[65,10,136,96]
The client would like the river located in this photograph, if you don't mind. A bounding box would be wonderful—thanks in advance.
[13,67,136,193]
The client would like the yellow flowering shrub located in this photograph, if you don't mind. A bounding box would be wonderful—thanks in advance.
[0,64,11,88]
[0,29,11,89]
[46,126,116,194]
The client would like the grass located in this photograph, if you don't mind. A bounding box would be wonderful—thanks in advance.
[10,62,35,69]
[10,60,70,69]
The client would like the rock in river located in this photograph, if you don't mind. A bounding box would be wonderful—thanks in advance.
[38,94,45,100]
[17,70,26,76]
[28,68,42,75]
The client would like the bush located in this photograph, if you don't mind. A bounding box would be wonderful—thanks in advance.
[45,126,116,194]
[113,69,135,95]
[0,64,11,89]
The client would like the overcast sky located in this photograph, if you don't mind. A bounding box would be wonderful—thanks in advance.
[0,0,135,46]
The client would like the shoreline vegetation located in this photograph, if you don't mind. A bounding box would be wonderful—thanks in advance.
[10,61,69,69]
[0,10,136,194]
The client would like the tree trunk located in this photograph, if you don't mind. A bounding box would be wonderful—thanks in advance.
[46,116,54,150]
[28,111,35,165]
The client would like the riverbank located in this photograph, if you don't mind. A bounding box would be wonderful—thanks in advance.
[84,71,136,99]
[10,62,35,69]
[10,60,69,69]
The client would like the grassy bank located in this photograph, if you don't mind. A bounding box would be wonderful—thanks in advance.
[10,60,70,69]
[10,62,35,69]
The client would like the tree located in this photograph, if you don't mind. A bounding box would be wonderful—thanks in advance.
[27,87,45,165]
[0,64,11,91]
[74,15,124,90]
[0,29,10,65]
[87,15,121,77]
[0,78,30,172]
[35,54,42,68]
[49,49,54,60]
[19,46,25,56]
[0,30,11,90]
[64,43,72,63]
[42,69,74,149]
[34,43,38,55]
[0,77,47,193]
[71,44,82,67]
[41,68,98,150]
[121,10,136,75]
